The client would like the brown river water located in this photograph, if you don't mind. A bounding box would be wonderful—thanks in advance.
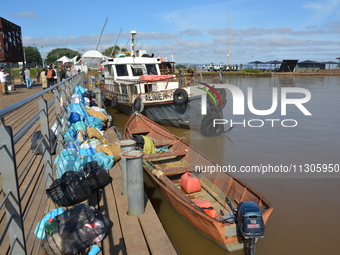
[107,76,340,255]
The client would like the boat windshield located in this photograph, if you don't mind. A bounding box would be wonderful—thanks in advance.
[146,64,158,75]
[116,64,128,76]
[131,64,144,76]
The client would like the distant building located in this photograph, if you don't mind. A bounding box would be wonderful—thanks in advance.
[277,60,298,72]
[0,17,24,63]
[295,60,325,71]
[337,57,340,68]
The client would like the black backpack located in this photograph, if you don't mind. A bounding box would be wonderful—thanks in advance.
[41,204,111,255]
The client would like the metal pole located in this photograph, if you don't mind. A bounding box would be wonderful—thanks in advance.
[116,140,136,195]
[96,17,108,51]
[228,10,230,66]
[110,27,122,58]
[120,150,144,216]
[39,99,53,185]
[94,88,102,108]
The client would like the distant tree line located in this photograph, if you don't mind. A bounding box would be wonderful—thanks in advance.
[24,46,80,67]
[24,45,131,67]
[101,46,128,57]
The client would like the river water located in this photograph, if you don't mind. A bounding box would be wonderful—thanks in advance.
[108,76,340,255]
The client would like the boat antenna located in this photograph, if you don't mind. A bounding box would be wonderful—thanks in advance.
[110,27,123,58]
[95,17,108,51]
[130,30,137,56]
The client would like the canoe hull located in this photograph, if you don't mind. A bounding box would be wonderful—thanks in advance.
[124,113,273,252]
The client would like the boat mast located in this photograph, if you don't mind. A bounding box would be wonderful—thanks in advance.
[130,30,137,57]
[110,27,122,58]
[227,10,230,66]
[96,17,108,51]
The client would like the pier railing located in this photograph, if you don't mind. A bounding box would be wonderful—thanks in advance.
[0,73,85,254]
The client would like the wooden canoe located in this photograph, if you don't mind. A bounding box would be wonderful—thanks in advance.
[124,113,273,252]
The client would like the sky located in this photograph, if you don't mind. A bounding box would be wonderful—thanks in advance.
[1,0,340,66]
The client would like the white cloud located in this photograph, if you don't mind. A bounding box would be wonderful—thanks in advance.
[13,11,37,18]
[302,0,340,22]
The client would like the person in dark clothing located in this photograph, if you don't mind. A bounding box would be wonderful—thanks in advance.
[46,65,56,88]
[59,68,66,82]
[35,67,40,82]
[20,67,25,84]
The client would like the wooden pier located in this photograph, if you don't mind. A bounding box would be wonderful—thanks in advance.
[0,82,177,255]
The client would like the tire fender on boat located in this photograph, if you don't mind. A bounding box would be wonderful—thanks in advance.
[173,88,188,105]
[111,96,118,108]
[101,93,107,105]
[132,97,144,112]
[215,88,227,108]
[200,106,224,137]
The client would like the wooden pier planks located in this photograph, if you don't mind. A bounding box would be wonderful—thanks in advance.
[0,86,177,255]
[105,127,177,255]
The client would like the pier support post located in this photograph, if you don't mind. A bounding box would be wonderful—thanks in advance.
[116,140,136,195]
[93,88,102,108]
[120,150,145,216]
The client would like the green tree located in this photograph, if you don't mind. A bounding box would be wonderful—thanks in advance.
[24,46,42,66]
[102,46,120,57]
[46,48,80,66]
[175,64,187,69]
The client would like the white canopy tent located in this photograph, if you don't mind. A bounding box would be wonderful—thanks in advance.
[56,56,72,64]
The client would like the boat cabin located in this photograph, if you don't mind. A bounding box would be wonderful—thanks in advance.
[102,55,177,98]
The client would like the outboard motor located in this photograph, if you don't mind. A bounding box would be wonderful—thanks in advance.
[237,201,265,255]
[236,201,265,239]
[225,198,265,255]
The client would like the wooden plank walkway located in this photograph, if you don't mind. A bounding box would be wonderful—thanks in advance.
[0,82,177,255]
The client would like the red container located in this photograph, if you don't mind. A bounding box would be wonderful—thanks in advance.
[180,172,202,194]
[192,198,212,207]
[192,198,218,218]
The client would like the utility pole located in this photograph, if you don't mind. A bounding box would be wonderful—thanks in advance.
[228,10,230,66]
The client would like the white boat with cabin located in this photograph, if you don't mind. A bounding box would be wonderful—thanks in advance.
[101,30,227,135]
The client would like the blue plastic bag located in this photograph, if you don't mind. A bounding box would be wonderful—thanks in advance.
[34,208,65,239]
[67,112,81,124]
[63,129,78,143]
[74,86,86,94]
[85,116,103,130]
[69,121,87,131]
[79,147,97,157]
[66,103,89,120]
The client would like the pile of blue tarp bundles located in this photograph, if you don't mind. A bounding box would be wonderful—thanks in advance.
[54,87,114,178]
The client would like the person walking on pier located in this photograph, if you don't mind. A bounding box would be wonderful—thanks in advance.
[0,67,10,95]
[35,67,40,82]
[24,67,33,89]
[20,67,25,84]
[59,68,66,82]
[53,66,58,85]
[40,68,47,90]
[46,65,56,88]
